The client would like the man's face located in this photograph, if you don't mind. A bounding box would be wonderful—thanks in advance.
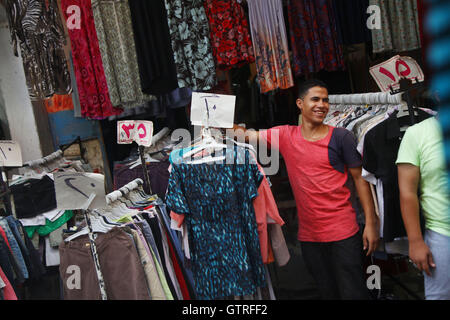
[296,86,329,125]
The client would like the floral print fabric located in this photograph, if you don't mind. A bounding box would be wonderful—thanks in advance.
[370,0,421,53]
[247,0,294,94]
[203,0,255,70]
[61,0,122,119]
[163,0,217,91]
[287,0,345,77]
[91,0,155,109]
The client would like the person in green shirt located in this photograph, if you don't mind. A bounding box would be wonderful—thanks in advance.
[396,116,450,300]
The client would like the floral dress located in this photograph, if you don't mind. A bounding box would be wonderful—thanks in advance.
[203,0,255,70]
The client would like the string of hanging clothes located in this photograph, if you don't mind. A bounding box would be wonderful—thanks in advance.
[59,178,199,300]
[1,0,424,119]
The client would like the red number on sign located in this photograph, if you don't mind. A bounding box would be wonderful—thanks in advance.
[378,67,396,82]
[137,124,147,139]
[121,124,135,139]
[395,59,411,77]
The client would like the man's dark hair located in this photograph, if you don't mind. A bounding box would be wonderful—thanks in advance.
[297,79,329,99]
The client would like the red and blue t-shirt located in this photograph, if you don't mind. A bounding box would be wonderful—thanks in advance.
[260,125,362,242]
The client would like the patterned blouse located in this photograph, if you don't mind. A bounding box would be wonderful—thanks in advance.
[163,0,217,91]
[203,0,255,70]
[3,0,72,100]
[166,146,266,300]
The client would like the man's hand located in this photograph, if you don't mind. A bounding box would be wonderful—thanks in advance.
[363,220,380,256]
[349,166,380,256]
[409,239,436,276]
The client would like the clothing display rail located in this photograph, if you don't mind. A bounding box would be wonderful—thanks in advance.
[328,91,404,105]
[106,178,144,204]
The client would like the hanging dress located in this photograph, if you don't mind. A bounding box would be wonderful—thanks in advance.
[3,0,72,100]
[369,0,421,53]
[127,0,179,95]
[61,0,122,119]
[203,0,255,70]
[246,0,294,94]
[163,0,217,91]
[91,0,155,108]
[287,0,345,77]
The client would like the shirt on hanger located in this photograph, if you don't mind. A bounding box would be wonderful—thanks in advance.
[166,146,266,300]
[362,110,431,241]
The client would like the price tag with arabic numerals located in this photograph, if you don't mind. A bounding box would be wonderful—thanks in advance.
[369,55,424,92]
[117,120,153,147]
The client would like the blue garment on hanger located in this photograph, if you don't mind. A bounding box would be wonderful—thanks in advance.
[166,146,266,299]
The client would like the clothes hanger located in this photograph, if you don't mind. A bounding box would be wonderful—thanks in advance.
[64,214,112,242]
[182,127,228,160]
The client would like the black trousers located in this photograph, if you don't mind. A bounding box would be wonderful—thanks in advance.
[300,231,371,300]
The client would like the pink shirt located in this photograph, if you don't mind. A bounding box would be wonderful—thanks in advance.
[260,125,361,242]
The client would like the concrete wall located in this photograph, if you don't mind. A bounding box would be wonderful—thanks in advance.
[0,6,43,163]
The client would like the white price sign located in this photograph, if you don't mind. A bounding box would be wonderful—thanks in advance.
[0,141,22,167]
[54,172,106,210]
[190,92,236,128]
[369,55,424,92]
[117,120,153,147]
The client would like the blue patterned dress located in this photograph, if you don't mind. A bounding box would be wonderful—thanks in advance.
[166,146,266,300]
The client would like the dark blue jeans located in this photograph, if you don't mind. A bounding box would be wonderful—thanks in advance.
[300,231,371,300]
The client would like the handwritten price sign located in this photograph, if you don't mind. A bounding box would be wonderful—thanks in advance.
[369,55,424,92]
[54,172,106,210]
[190,92,236,128]
[0,141,22,167]
[117,121,153,147]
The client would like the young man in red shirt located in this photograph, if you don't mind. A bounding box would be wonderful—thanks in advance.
[232,79,380,299]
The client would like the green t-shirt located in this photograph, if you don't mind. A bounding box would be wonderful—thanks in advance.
[24,210,74,238]
[396,117,450,236]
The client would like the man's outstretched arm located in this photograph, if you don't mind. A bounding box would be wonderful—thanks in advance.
[229,124,260,143]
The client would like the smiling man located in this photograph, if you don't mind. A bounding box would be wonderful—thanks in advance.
[232,79,379,299]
